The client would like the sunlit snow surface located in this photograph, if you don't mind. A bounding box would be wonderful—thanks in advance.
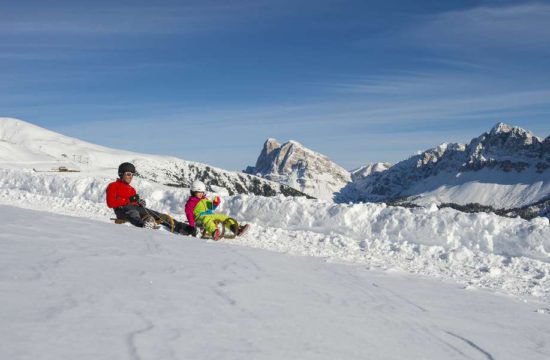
[0,168,549,303]
[1,205,549,360]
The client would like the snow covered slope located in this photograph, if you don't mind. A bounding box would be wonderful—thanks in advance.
[338,123,550,209]
[244,138,351,201]
[0,166,549,302]
[0,117,308,198]
[1,205,549,360]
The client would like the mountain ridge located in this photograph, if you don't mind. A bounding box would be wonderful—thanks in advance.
[245,122,549,211]
[0,117,310,198]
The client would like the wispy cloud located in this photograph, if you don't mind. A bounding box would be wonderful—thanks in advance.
[327,72,492,96]
[0,1,272,36]
[3,1,549,171]
[409,3,550,53]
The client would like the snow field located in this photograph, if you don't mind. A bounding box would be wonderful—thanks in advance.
[0,168,549,302]
[1,205,549,360]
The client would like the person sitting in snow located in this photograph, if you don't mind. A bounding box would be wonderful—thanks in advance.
[185,180,250,240]
[106,162,193,235]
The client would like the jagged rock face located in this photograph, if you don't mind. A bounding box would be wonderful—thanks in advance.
[465,122,549,172]
[338,142,468,202]
[248,138,282,175]
[337,123,549,207]
[350,162,392,182]
[245,139,351,201]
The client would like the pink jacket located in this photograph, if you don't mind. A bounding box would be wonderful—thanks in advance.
[184,195,221,227]
[185,196,201,227]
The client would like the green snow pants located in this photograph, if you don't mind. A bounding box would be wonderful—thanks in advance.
[197,214,238,235]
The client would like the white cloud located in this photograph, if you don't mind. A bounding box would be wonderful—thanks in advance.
[410,3,550,52]
[0,2,273,36]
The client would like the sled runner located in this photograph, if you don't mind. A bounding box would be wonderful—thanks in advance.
[110,213,175,232]
[110,215,248,239]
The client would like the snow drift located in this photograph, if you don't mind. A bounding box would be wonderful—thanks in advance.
[1,167,549,302]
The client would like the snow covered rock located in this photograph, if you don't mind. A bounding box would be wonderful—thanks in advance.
[350,162,392,182]
[244,138,351,201]
[337,123,550,210]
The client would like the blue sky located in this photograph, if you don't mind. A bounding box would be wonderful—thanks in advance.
[1,0,549,170]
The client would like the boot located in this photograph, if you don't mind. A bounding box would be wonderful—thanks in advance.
[237,224,250,237]
[142,215,158,229]
[178,224,196,236]
[212,228,221,241]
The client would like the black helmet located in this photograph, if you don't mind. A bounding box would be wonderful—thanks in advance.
[118,162,135,177]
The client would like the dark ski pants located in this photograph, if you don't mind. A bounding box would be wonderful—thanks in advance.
[113,205,193,235]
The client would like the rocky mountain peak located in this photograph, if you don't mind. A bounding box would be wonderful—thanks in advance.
[264,138,281,155]
[415,143,466,168]
[466,123,545,171]
[490,122,513,135]
[485,122,538,146]
[245,138,351,201]
[350,162,392,182]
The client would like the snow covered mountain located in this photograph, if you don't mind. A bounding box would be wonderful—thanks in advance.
[245,124,549,212]
[337,123,550,210]
[0,117,308,198]
[244,138,351,201]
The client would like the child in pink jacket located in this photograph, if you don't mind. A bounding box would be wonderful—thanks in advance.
[185,180,250,240]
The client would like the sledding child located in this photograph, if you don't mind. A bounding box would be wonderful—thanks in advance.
[185,180,250,240]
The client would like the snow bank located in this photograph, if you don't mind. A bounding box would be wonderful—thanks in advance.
[1,168,549,301]
[0,169,188,218]
[222,195,550,262]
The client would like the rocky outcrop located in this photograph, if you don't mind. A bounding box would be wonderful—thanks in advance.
[336,123,549,208]
[244,139,351,201]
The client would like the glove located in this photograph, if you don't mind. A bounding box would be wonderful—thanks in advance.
[138,199,146,207]
[129,194,140,202]
[213,196,221,205]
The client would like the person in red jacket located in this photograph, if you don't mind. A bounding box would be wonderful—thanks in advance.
[106,162,193,235]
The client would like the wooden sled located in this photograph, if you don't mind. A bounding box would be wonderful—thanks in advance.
[110,213,176,232]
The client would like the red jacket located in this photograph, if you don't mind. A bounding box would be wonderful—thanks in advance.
[106,179,138,208]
